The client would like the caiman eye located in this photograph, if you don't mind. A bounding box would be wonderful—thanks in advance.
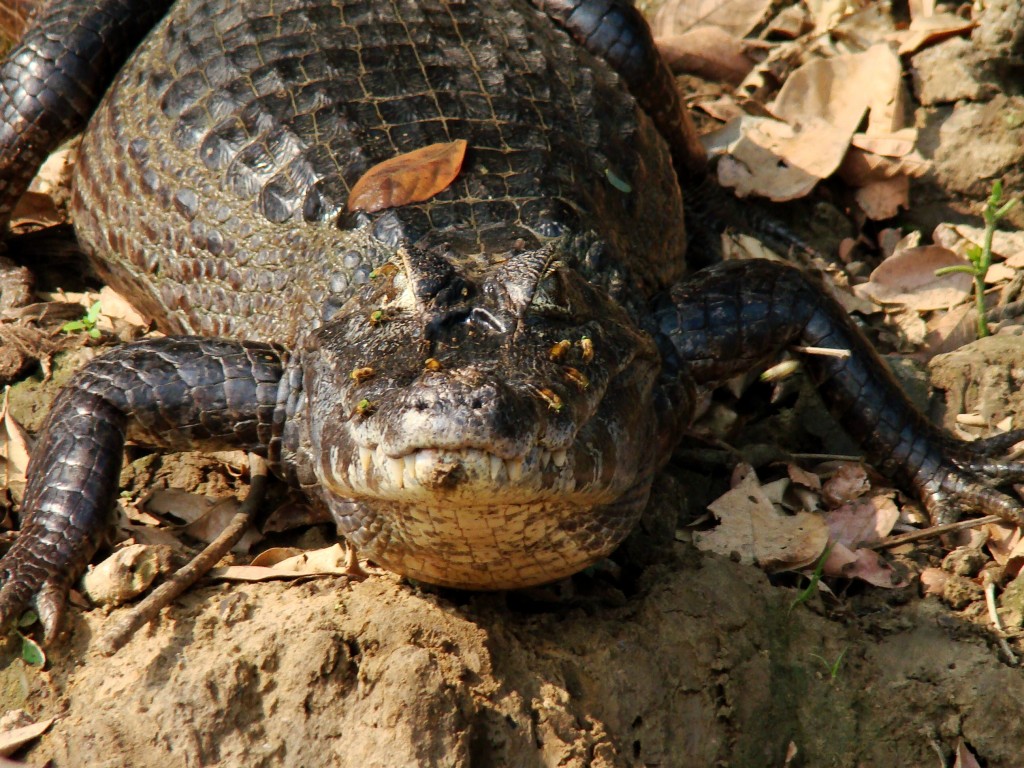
[531,270,574,317]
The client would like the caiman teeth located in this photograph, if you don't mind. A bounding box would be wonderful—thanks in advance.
[388,456,405,489]
[490,454,504,481]
[506,457,524,482]
[351,446,571,492]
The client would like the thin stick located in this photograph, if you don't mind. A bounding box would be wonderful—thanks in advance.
[97,454,268,656]
[866,515,1003,550]
[790,345,851,359]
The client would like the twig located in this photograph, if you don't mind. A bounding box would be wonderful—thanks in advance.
[96,454,268,656]
[790,345,851,359]
[866,515,1003,550]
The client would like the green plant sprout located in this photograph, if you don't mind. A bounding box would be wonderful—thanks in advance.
[61,300,103,339]
[934,181,1020,339]
[810,648,846,681]
[790,543,832,613]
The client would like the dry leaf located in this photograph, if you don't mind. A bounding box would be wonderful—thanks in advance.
[145,489,262,552]
[922,301,978,359]
[656,28,755,85]
[821,463,870,508]
[0,717,55,757]
[854,246,973,311]
[0,389,31,503]
[934,222,1024,265]
[787,463,821,491]
[824,494,900,547]
[897,14,976,56]
[854,176,910,220]
[213,543,354,581]
[952,739,983,768]
[919,567,948,596]
[696,464,829,571]
[653,0,772,38]
[823,542,907,587]
[708,115,849,200]
[849,128,918,158]
[772,45,902,138]
[983,522,1022,567]
[347,139,467,213]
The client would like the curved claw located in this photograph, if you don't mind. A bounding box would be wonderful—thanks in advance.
[0,541,71,644]
[918,462,1024,527]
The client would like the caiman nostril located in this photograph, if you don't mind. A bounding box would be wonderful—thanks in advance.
[470,307,506,334]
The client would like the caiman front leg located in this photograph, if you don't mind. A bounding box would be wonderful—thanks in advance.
[655,259,1024,525]
[0,338,291,640]
[0,0,173,227]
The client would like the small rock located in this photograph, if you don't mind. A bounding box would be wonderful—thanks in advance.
[942,573,984,610]
[910,38,996,106]
[941,547,987,577]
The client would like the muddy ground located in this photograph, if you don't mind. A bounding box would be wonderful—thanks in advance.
[2,2,1024,767]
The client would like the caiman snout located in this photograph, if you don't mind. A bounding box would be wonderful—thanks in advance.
[377,373,543,459]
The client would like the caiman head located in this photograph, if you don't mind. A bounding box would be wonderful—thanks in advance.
[301,229,676,590]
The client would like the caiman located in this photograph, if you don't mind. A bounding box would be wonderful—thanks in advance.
[0,0,1022,642]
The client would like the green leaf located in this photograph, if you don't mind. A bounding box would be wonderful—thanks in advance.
[17,610,38,628]
[20,634,45,667]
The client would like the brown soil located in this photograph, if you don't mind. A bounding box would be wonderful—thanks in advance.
[2,3,1024,767]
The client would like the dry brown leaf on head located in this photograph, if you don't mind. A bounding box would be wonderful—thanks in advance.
[853,245,973,311]
[653,0,772,38]
[695,463,829,571]
[656,27,755,85]
[347,139,467,213]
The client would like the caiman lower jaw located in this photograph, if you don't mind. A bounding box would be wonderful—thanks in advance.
[323,444,610,503]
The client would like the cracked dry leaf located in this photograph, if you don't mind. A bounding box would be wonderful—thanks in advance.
[696,464,829,571]
[652,0,772,38]
[708,115,851,200]
[214,543,355,581]
[707,45,905,201]
[347,139,467,213]
[144,489,262,552]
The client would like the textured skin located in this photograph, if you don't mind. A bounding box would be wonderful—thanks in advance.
[0,0,1022,639]
[0,0,173,224]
